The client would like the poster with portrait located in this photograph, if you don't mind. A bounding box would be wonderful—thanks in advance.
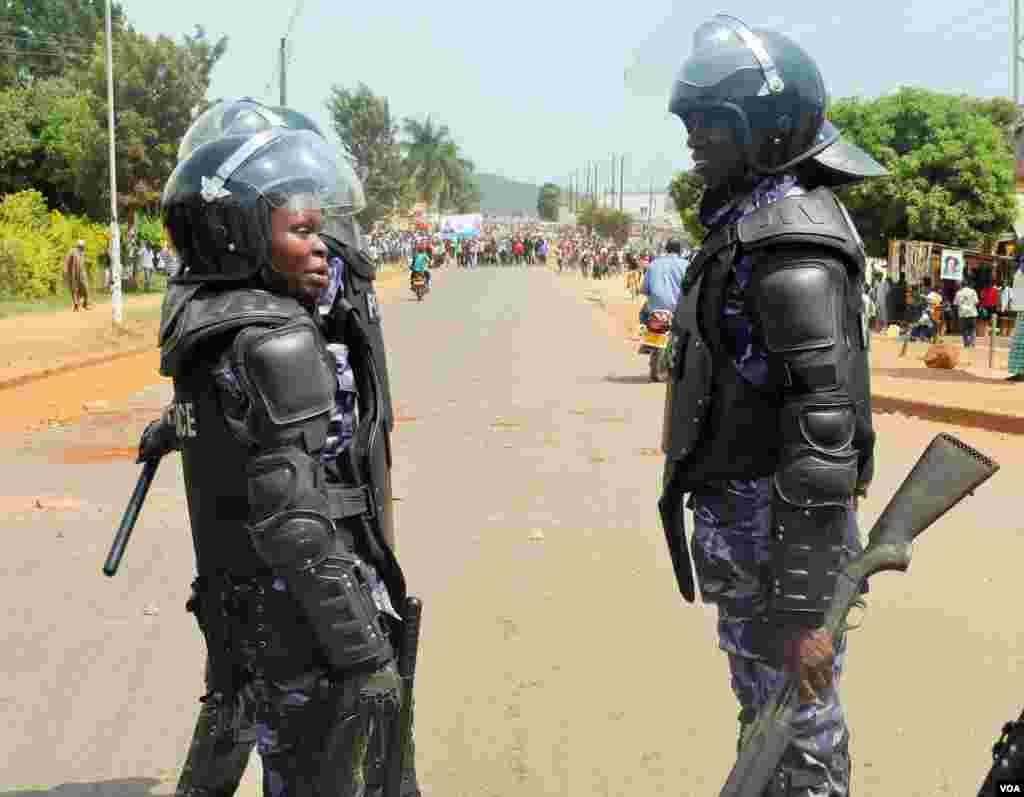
[940,249,964,282]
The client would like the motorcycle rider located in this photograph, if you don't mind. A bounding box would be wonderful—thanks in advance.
[657,16,885,795]
[410,243,431,290]
[639,238,689,325]
[134,98,420,796]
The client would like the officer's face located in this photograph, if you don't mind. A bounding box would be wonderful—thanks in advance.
[684,110,746,188]
[269,205,329,304]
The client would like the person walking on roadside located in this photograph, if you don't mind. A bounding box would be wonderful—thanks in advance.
[862,285,876,334]
[924,280,943,339]
[954,278,980,350]
[64,239,90,310]
[876,275,891,331]
[141,243,155,291]
[1007,257,1024,382]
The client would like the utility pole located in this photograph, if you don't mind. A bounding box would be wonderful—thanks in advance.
[609,153,615,209]
[279,1,304,107]
[619,154,625,212]
[1011,0,1019,103]
[105,0,122,326]
[648,179,654,244]
[280,38,287,105]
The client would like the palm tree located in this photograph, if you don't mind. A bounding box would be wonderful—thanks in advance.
[401,116,472,217]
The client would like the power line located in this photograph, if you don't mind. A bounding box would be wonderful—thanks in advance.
[0,46,93,60]
[0,35,93,56]
[0,20,99,50]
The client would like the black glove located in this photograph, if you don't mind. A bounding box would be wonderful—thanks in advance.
[136,407,179,463]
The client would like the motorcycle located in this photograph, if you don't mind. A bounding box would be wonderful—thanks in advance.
[411,271,429,301]
[638,310,672,382]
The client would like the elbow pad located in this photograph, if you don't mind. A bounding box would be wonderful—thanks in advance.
[771,396,858,625]
[754,256,858,625]
[237,321,394,673]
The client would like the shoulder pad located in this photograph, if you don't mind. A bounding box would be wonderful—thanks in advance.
[738,187,865,271]
[233,318,335,430]
[160,287,308,377]
[325,236,376,282]
[346,245,377,282]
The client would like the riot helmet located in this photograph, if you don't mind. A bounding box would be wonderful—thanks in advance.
[321,213,364,251]
[668,15,886,186]
[163,98,364,283]
[176,97,326,163]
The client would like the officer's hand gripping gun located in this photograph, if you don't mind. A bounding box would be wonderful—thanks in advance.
[720,432,999,797]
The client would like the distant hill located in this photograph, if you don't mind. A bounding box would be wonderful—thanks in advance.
[474,172,541,216]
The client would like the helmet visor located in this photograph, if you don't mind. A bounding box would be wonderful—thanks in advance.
[230,130,366,217]
[670,16,780,110]
[178,98,292,163]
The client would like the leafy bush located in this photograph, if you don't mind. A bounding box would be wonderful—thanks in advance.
[0,190,110,299]
[136,213,166,249]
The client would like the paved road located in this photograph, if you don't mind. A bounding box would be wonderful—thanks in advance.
[3,267,1022,796]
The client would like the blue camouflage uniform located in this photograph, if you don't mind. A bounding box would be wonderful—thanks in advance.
[689,174,865,797]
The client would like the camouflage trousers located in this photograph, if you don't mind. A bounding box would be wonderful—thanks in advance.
[176,662,403,797]
[688,480,862,796]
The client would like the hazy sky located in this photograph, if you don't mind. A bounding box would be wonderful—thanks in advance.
[128,0,1013,190]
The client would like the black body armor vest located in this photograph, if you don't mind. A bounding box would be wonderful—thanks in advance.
[662,187,875,491]
[158,281,404,686]
[160,285,307,578]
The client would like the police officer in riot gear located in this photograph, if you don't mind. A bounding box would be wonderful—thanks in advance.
[657,16,885,796]
[136,98,418,796]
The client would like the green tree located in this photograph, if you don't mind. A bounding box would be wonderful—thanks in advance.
[401,115,472,215]
[326,82,414,228]
[537,182,561,220]
[76,24,228,216]
[959,96,1022,150]
[435,145,477,213]
[0,0,127,88]
[829,87,1016,255]
[667,171,706,244]
[577,201,632,245]
[446,172,482,214]
[0,77,101,212]
[0,19,227,219]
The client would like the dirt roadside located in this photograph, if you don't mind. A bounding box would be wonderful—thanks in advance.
[0,265,410,436]
[558,266,1024,435]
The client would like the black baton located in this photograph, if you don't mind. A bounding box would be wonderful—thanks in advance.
[383,595,423,797]
[103,457,160,577]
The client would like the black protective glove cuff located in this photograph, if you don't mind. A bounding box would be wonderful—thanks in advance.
[136,407,180,463]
